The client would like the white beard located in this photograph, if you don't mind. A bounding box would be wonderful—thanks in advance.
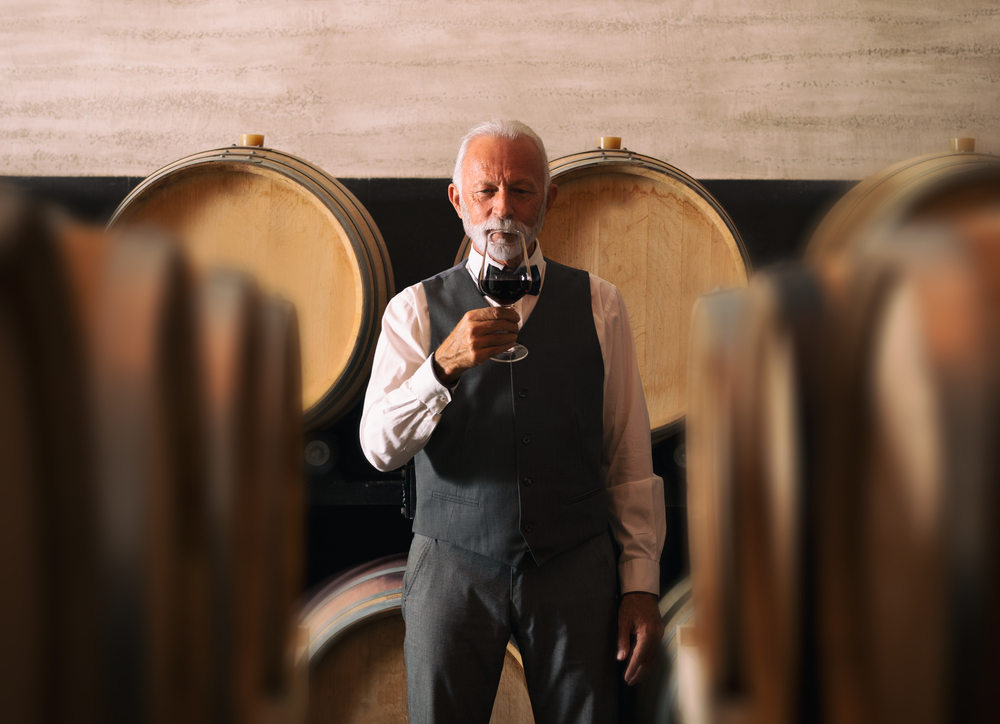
[462,199,547,261]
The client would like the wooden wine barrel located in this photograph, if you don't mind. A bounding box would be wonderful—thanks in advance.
[456,146,751,443]
[301,554,535,724]
[815,226,1000,724]
[807,145,1000,264]
[108,141,394,428]
[684,288,749,698]
[61,225,212,724]
[687,266,836,724]
[1,191,306,724]
[635,578,695,724]
[731,267,828,724]
[0,189,101,724]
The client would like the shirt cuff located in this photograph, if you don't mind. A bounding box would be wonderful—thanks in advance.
[409,354,453,415]
[619,557,661,597]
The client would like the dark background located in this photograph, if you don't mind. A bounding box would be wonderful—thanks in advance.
[2,174,855,598]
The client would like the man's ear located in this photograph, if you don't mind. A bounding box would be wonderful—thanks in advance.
[448,184,464,218]
[545,183,559,214]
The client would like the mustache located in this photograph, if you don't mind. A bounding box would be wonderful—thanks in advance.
[462,201,547,257]
[472,217,534,240]
[467,220,533,261]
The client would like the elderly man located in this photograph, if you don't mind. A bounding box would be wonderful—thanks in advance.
[359,119,665,724]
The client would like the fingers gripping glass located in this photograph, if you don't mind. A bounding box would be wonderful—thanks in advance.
[477,230,532,363]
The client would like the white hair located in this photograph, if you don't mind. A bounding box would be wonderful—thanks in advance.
[451,119,550,194]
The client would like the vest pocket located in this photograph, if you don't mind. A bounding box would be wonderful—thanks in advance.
[431,490,481,508]
[567,486,603,504]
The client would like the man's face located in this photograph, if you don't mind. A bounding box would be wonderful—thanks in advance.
[448,135,558,255]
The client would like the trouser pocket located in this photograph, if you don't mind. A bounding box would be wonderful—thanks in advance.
[402,534,433,620]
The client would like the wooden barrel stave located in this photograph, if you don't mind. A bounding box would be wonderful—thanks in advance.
[733,268,829,724]
[0,190,102,724]
[818,229,1000,724]
[197,269,270,724]
[75,227,211,724]
[256,296,305,696]
[685,289,751,701]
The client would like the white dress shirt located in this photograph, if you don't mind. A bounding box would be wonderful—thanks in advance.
[359,241,666,595]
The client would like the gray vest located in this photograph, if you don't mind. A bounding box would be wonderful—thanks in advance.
[414,258,607,567]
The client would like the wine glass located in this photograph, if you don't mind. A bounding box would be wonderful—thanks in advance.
[477,230,533,362]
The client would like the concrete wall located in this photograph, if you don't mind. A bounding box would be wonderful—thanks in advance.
[3,0,997,180]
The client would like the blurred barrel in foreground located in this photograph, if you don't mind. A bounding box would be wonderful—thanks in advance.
[732,267,827,724]
[109,140,394,428]
[256,296,306,697]
[686,268,829,724]
[806,144,1000,724]
[685,289,749,702]
[1,186,306,724]
[198,270,305,724]
[301,554,534,724]
[63,221,213,724]
[684,147,1000,723]
[0,189,100,724]
[198,270,266,724]
[457,145,751,443]
[815,227,1000,724]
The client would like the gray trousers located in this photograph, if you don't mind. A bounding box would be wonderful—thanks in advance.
[401,533,619,724]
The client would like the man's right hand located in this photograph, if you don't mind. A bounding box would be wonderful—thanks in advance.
[432,306,520,385]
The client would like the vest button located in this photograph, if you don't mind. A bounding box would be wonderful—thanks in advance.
[522,477,532,486]
[522,434,530,444]
[523,523,534,533]
[519,388,529,398]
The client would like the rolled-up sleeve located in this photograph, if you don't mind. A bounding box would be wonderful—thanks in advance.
[593,278,667,596]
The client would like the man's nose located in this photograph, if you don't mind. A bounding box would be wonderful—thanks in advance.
[492,187,513,219]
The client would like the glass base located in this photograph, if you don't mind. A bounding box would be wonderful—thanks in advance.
[491,343,528,363]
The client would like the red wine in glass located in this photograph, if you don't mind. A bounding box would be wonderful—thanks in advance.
[479,270,532,304]
[477,230,532,362]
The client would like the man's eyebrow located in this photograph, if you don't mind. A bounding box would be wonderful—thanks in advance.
[468,175,540,190]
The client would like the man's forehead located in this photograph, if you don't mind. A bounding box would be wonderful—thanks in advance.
[462,136,546,183]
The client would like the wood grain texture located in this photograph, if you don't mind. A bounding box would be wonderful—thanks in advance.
[109,154,391,427]
[76,228,210,724]
[685,289,749,698]
[2,1,998,180]
[811,239,992,724]
[197,270,266,724]
[542,166,748,436]
[255,296,304,695]
[733,270,828,724]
